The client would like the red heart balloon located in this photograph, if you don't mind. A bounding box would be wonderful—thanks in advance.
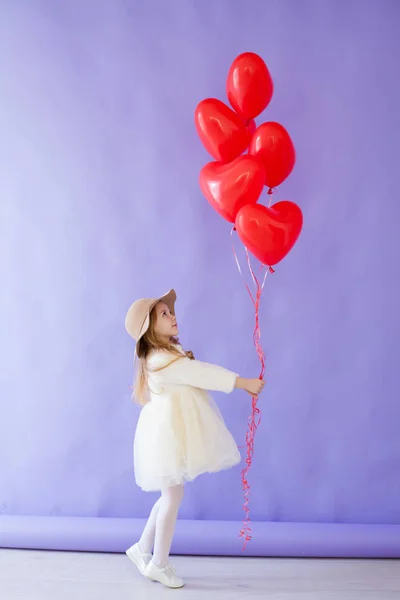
[194,98,251,162]
[249,122,295,189]
[227,52,274,120]
[200,156,265,223]
[235,201,303,266]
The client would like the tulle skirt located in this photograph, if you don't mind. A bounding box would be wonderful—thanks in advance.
[133,387,241,491]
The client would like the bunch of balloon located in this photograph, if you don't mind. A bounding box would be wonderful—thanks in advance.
[195,52,303,549]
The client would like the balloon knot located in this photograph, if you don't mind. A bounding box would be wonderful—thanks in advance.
[268,266,275,274]
[267,188,274,195]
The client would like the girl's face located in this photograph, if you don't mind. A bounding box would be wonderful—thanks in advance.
[153,301,178,341]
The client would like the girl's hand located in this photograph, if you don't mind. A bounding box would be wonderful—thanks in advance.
[235,377,265,397]
[245,378,265,397]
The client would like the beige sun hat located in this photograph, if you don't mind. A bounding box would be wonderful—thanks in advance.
[124,289,177,351]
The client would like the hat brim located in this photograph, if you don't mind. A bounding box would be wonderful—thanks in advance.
[157,289,177,316]
[135,289,177,354]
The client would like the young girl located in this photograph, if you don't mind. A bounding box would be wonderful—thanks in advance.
[124,289,264,588]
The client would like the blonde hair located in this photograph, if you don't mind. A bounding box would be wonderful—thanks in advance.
[132,305,194,406]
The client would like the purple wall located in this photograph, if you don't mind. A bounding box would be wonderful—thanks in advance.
[1,0,399,555]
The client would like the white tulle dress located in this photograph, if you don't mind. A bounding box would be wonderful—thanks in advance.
[133,346,241,492]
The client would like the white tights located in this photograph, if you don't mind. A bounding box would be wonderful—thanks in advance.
[138,484,184,568]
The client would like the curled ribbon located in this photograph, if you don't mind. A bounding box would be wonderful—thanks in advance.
[231,230,270,550]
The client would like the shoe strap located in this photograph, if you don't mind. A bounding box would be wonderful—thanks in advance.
[159,564,176,575]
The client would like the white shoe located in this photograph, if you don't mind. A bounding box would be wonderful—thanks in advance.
[125,543,152,576]
[144,560,185,588]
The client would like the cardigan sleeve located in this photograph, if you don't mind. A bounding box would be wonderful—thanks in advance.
[147,350,238,394]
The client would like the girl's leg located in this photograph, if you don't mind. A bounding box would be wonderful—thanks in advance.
[152,483,184,568]
[138,496,162,555]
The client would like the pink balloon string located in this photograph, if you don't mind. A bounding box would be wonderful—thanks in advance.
[231,228,270,550]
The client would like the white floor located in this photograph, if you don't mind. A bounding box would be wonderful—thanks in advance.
[0,549,399,599]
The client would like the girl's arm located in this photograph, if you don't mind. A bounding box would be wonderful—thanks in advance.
[148,351,238,393]
[147,351,264,396]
